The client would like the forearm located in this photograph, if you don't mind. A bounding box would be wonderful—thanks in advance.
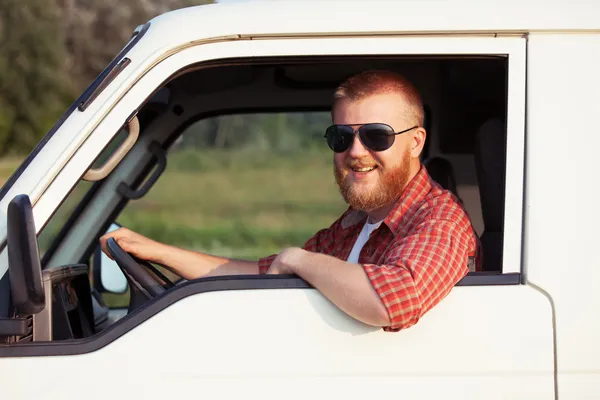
[154,243,258,280]
[290,250,390,327]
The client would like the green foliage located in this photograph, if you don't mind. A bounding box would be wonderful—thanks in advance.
[62,0,216,89]
[0,1,333,158]
[178,112,333,153]
[0,0,215,155]
[0,0,70,154]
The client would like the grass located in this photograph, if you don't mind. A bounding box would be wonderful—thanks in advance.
[0,148,349,307]
[117,148,348,259]
[0,148,348,259]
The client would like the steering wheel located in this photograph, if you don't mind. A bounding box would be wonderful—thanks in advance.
[106,237,176,310]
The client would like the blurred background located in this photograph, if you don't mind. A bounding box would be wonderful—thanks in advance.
[0,0,215,156]
[0,0,347,271]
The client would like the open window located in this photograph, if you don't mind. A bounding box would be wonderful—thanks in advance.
[45,56,517,309]
[115,54,508,270]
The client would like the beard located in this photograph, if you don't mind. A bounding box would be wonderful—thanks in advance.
[334,152,412,212]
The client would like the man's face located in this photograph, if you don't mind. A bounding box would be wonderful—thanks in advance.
[331,93,418,212]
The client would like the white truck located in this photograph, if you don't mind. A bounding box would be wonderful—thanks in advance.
[0,1,598,399]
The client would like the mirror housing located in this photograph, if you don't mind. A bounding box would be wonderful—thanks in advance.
[7,194,45,315]
[93,223,128,294]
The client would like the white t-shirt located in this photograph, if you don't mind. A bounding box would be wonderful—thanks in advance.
[347,219,383,263]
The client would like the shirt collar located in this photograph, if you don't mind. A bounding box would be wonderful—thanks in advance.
[340,166,432,236]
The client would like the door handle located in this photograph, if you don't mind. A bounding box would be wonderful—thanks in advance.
[83,115,140,181]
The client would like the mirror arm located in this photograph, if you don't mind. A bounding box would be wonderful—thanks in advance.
[0,317,29,338]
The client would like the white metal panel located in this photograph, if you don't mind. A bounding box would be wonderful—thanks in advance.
[557,375,600,400]
[134,0,600,61]
[524,32,600,386]
[0,285,554,399]
[503,36,527,273]
[0,36,526,278]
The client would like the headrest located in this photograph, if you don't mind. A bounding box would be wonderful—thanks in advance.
[474,118,506,232]
[423,157,458,197]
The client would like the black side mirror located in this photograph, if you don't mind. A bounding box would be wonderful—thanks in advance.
[0,194,45,338]
[7,194,45,315]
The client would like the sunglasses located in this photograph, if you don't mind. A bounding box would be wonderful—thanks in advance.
[324,123,418,153]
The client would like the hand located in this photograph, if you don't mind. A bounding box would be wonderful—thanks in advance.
[99,227,164,263]
[266,247,306,275]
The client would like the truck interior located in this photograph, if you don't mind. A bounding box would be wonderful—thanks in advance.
[0,54,508,349]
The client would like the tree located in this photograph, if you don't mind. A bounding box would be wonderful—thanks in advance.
[0,0,215,155]
[0,0,70,154]
[60,0,215,94]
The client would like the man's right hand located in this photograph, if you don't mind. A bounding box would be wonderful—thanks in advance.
[99,227,165,264]
[99,227,259,280]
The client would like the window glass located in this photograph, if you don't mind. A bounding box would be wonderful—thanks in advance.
[38,127,130,260]
[116,111,348,261]
[38,180,94,257]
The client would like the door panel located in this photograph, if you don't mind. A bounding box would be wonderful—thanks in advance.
[0,284,554,399]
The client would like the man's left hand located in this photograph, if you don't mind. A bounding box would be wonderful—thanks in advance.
[265,247,306,275]
[264,246,390,327]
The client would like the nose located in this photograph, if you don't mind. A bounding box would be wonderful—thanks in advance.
[347,132,370,158]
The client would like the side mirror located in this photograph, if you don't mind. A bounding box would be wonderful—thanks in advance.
[7,194,45,314]
[93,223,128,294]
[0,194,45,338]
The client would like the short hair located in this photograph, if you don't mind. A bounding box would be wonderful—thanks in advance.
[332,70,424,126]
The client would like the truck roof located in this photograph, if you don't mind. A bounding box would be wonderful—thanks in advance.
[138,0,599,54]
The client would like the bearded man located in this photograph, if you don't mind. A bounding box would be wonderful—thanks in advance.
[100,70,480,332]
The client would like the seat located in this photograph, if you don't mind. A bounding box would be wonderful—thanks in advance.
[474,118,506,272]
[423,156,459,198]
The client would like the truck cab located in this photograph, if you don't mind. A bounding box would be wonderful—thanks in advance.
[0,2,598,399]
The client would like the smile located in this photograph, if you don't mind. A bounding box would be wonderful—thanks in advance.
[351,166,377,172]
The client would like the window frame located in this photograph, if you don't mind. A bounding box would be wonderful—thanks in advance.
[33,35,525,276]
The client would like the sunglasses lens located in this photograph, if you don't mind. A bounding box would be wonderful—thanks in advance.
[360,124,395,151]
[326,125,354,152]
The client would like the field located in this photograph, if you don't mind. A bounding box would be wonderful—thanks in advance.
[0,148,348,262]
[119,148,348,259]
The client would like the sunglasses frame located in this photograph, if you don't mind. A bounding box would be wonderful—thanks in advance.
[324,123,419,153]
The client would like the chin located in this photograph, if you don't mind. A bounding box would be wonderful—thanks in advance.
[349,175,378,188]
[348,186,374,202]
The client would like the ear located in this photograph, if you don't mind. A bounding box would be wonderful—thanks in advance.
[410,127,427,158]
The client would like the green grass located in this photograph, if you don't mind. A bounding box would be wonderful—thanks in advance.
[0,148,349,307]
[0,148,348,260]
[118,148,347,259]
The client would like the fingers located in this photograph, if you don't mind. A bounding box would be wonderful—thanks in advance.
[99,227,130,260]
[99,233,114,260]
[99,227,154,262]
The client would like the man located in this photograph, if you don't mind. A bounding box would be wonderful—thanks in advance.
[100,70,480,332]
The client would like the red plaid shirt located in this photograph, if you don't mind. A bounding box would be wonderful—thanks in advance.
[258,166,481,331]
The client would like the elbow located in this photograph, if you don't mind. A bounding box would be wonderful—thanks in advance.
[355,301,391,328]
[365,299,392,328]
[377,304,392,327]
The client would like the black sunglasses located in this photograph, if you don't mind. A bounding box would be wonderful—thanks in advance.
[324,123,418,153]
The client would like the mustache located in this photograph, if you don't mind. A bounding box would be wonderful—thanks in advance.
[344,157,379,169]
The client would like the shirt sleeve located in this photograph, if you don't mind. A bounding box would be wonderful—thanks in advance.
[362,219,472,332]
[257,227,332,274]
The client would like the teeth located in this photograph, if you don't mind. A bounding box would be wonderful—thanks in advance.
[354,167,375,172]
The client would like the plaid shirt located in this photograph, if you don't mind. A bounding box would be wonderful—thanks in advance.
[258,166,480,332]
